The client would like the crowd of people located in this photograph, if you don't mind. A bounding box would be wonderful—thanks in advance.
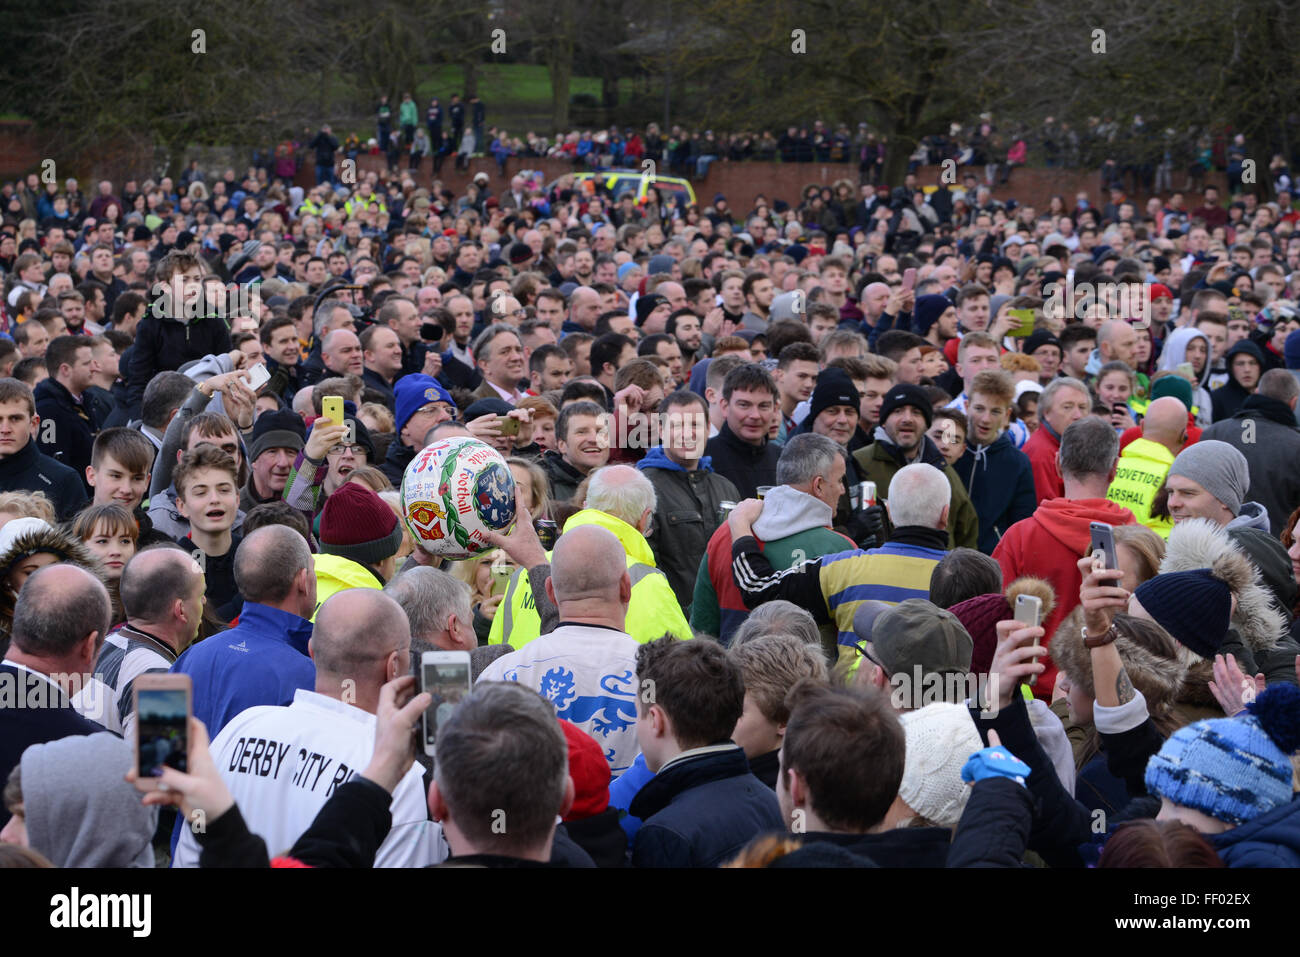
[1,139,1299,872]
[255,103,1276,197]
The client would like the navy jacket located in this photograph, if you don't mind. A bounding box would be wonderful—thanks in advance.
[628,743,783,867]
[34,376,101,482]
[953,433,1037,554]
[0,437,87,520]
[0,664,103,827]
[1212,796,1300,867]
[704,423,782,500]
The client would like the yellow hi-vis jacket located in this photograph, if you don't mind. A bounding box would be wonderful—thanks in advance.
[312,553,382,622]
[1106,437,1175,539]
[488,508,692,649]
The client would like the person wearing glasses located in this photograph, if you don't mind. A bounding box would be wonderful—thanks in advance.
[282,411,376,527]
[379,375,458,485]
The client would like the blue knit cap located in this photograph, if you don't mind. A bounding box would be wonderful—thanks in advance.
[1144,684,1300,826]
[394,374,454,435]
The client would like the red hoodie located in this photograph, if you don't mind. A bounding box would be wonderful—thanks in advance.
[1022,425,1062,504]
[992,497,1137,695]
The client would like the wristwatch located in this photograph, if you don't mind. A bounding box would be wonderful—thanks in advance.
[1082,623,1120,648]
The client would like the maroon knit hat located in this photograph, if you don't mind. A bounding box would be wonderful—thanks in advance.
[947,594,1010,677]
[318,482,403,566]
[949,577,1056,676]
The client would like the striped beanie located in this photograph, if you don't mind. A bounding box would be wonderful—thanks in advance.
[1144,684,1300,827]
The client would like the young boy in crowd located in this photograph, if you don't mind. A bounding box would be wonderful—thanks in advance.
[173,444,242,621]
[727,634,829,789]
[628,637,784,866]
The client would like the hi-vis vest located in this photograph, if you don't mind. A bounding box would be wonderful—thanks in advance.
[488,509,692,649]
[344,193,387,218]
[312,553,382,622]
[1106,437,1175,538]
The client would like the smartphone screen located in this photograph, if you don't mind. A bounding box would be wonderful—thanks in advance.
[136,687,189,778]
[421,656,472,753]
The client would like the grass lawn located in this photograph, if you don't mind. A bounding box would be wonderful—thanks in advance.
[416,63,618,134]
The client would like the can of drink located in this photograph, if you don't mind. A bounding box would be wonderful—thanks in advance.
[717,501,737,524]
[859,481,877,509]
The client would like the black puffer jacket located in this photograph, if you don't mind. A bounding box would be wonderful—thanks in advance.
[125,310,232,414]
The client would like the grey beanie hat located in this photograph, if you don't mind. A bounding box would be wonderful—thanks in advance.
[1166,440,1249,516]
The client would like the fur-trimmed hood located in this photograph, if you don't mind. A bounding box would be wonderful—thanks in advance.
[0,520,105,605]
[1050,606,1186,711]
[1159,518,1287,653]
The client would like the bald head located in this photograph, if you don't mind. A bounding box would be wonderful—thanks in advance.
[1142,396,1189,449]
[120,547,203,624]
[322,328,363,375]
[11,564,110,660]
[1099,319,1137,366]
[311,588,411,682]
[235,524,312,605]
[549,525,628,605]
[293,386,315,417]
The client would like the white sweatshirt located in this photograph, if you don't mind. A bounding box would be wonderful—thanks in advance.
[173,689,445,868]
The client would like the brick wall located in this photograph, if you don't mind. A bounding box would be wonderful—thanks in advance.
[321,153,1228,216]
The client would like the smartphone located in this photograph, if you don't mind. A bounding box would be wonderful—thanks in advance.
[322,395,344,426]
[1176,361,1194,379]
[244,362,271,392]
[1014,594,1044,687]
[533,520,559,548]
[490,564,512,597]
[901,267,917,292]
[421,651,472,756]
[134,674,191,790]
[497,415,520,437]
[1007,308,1037,337]
[1089,521,1117,570]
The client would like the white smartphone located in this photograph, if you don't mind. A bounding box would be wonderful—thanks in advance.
[1014,594,1043,688]
[244,362,271,392]
[420,650,472,756]
[133,673,192,790]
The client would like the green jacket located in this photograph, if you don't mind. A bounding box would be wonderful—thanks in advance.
[852,437,979,550]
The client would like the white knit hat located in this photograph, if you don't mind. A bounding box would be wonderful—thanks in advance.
[898,703,983,828]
